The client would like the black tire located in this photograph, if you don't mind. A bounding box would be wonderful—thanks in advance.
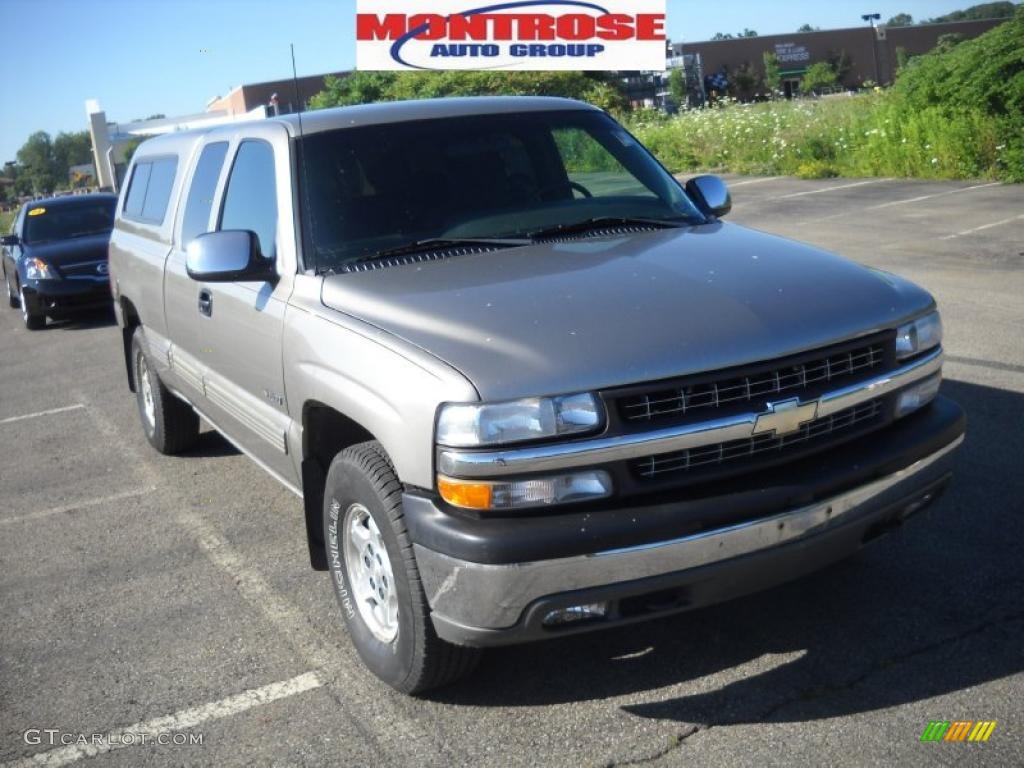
[324,441,480,694]
[20,288,44,330]
[131,326,199,454]
[5,270,17,309]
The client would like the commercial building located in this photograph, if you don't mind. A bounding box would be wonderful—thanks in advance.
[672,18,1005,97]
[206,71,351,116]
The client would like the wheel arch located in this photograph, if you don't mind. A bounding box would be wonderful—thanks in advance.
[300,400,377,571]
[119,297,142,392]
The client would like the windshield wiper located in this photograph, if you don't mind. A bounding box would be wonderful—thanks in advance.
[526,216,689,241]
[360,236,533,263]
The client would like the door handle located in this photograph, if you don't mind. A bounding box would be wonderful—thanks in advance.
[198,289,213,317]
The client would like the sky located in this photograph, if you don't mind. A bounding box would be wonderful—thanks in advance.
[0,0,1002,164]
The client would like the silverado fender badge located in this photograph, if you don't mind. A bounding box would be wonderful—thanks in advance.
[753,397,820,437]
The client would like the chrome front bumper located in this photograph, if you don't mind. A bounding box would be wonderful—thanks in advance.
[416,434,963,646]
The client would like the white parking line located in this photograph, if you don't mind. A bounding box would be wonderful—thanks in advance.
[0,487,157,527]
[178,510,443,764]
[3,672,322,768]
[867,181,1001,210]
[775,179,885,200]
[794,181,1004,226]
[0,405,85,426]
[939,213,1024,240]
[727,176,784,187]
[73,397,450,765]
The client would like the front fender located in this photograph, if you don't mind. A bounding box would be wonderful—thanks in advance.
[283,280,479,489]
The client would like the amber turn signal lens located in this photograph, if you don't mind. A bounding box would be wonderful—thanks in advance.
[437,477,494,510]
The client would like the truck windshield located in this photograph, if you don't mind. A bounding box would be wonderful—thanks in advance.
[298,110,705,272]
[23,201,116,245]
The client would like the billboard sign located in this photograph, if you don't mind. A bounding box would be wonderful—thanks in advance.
[774,42,811,64]
[356,0,667,71]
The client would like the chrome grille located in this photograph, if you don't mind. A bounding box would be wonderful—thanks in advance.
[60,260,107,278]
[634,400,883,479]
[621,342,886,424]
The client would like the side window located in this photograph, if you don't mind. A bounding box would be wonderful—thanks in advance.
[123,162,151,217]
[122,157,178,224]
[181,142,229,246]
[219,141,277,261]
[141,158,177,223]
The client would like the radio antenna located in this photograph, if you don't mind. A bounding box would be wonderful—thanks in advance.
[290,43,316,273]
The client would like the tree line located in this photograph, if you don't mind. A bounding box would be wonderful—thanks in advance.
[2,130,94,204]
[709,1,1017,38]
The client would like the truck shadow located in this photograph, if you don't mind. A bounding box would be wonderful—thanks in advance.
[185,428,243,459]
[434,378,1024,723]
[43,307,117,331]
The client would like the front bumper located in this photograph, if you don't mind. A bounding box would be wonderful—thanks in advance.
[408,396,965,647]
[21,279,111,317]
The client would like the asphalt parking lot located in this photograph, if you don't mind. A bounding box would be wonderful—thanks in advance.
[1,175,1022,767]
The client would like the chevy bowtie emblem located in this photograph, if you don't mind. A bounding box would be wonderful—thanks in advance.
[753,397,820,437]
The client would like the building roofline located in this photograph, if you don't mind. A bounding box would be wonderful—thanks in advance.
[679,15,1009,47]
[238,70,352,92]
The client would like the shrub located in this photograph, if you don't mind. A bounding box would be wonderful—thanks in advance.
[309,70,627,114]
[625,91,1014,182]
[801,62,838,93]
[625,11,1024,183]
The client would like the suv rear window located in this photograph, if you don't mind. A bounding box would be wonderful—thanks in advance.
[123,156,178,224]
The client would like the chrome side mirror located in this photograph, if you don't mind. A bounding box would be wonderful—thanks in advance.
[685,175,732,218]
[186,230,276,283]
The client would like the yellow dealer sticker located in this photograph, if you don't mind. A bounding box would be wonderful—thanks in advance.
[28,208,46,216]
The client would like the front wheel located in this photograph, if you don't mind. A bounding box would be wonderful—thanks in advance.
[20,288,44,330]
[5,270,17,308]
[324,441,480,694]
[131,327,199,454]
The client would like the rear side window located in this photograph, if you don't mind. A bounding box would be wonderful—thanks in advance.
[181,142,228,246]
[122,156,178,224]
[219,141,277,260]
[123,163,151,217]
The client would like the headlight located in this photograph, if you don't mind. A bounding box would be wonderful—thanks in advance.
[896,311,942,360]
[24,257,57,280]
[437,393,603,448]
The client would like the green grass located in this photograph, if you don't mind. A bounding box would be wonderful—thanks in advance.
[626,92,1021,182]
[0,209,15,233]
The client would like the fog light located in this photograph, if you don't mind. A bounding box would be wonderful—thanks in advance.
[543,602,609,627]
[895,373,942,418]
[437,470,612,511]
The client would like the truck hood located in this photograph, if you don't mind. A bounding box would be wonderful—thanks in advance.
[321,223,934,400]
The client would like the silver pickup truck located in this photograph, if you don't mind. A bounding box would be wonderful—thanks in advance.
[109,97,964,694]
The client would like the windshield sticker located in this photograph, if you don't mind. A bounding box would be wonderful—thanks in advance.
[28,208,46,216]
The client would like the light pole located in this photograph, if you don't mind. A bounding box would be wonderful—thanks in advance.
[862,13,882,84]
